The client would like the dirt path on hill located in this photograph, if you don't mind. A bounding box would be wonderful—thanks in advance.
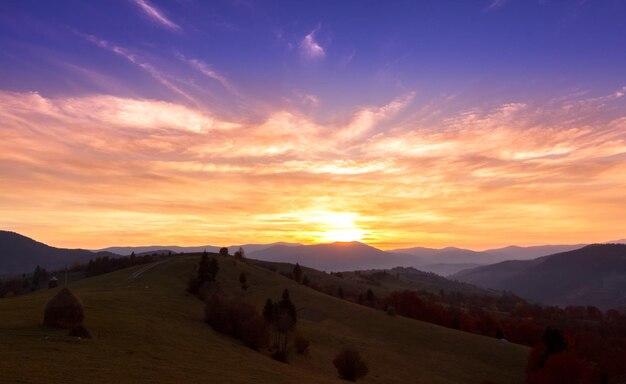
[127,258,172,281]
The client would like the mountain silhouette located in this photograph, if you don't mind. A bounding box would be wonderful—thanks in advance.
[452,244,626,309]
[0,231,118,276]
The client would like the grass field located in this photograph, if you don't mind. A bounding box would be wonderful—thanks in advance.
[0,254,529,383]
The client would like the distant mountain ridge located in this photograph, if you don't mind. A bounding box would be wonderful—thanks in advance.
[0,231,118,276]
[248,241,418,272]
[452,244,626,309]
[97,242,301,256]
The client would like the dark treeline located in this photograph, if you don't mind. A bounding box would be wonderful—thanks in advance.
[0,265,51,298]
[0,252,165,299]
[85,251,164,277]
[381,290,626,383]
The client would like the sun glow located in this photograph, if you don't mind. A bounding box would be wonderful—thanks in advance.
[313,212,365,243]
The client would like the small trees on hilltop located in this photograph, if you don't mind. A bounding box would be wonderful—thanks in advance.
[188,251,219,294]
[234,247,245,260]
[219,247,229,257]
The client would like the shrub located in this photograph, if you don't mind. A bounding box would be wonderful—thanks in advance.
[333,347,369,381]
[240,315,270,350]
[43,288,84,329]
[204,294,269,351]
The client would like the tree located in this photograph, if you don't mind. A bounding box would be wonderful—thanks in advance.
[365,289,375,306]
[234,247,245,260]
[130,251,136,263]
[208,257,219,282]
[333,347,369,381]
[32,266,42,290]
[219,247,229,257]
[302,274,310,286]
[263,299,275,322]
[265,289,298,362]
[338,286,344,299]
[239,272,248,290]
[197,251,210,284]
[293,263,302,283]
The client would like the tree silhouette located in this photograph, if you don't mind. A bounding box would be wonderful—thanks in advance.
[219,247,229,257]
[234,247,245,260]
[293,263,302,283]
[208,257,219,282]
[264,289,298,361]
[197,250,210,284]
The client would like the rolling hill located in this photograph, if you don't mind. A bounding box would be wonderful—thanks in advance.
[0,231,118,276]
[0,252,528,383]
[452,244,626,309]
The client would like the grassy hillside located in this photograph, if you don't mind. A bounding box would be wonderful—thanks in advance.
[0,254,529,383]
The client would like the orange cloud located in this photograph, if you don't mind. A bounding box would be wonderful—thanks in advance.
[0,89,624,249]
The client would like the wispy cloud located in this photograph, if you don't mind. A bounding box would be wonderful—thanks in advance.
[131,0,181,31]
[300,26,325,60]
[82,34,196,103]
[177,53,240,97]
[485,0,511,11]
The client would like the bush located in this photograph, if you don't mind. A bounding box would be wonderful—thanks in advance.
[204,294,269,351]
[333,347,369,381]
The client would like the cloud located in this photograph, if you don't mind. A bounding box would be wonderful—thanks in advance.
[177,54,240,97]
[485,0,511,11]
[131,0,181,31]
[82,34,196,103]
[336,92,415,141]
[1,88,625,249]
[300,27,325,60]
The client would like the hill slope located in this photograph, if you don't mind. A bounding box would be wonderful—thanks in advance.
[0,231,118,276]
[0,253,528,383]
[452,244,626,309]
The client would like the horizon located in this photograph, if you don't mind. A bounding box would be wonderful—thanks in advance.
[4,229,624,253]
[1,1,625,250]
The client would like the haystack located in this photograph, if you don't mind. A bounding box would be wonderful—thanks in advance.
[43,287,84,329]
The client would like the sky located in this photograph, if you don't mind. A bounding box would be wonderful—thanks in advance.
[0,0,625,250]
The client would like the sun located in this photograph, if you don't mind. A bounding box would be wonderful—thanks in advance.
[314,212,365,243]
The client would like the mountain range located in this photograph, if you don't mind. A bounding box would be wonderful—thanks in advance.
[0,231,118,276]
[391,244,586,275]
[3,230,626,309]
[248,241,417,271]
[97,242,301,256]
[452,244,626,310]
